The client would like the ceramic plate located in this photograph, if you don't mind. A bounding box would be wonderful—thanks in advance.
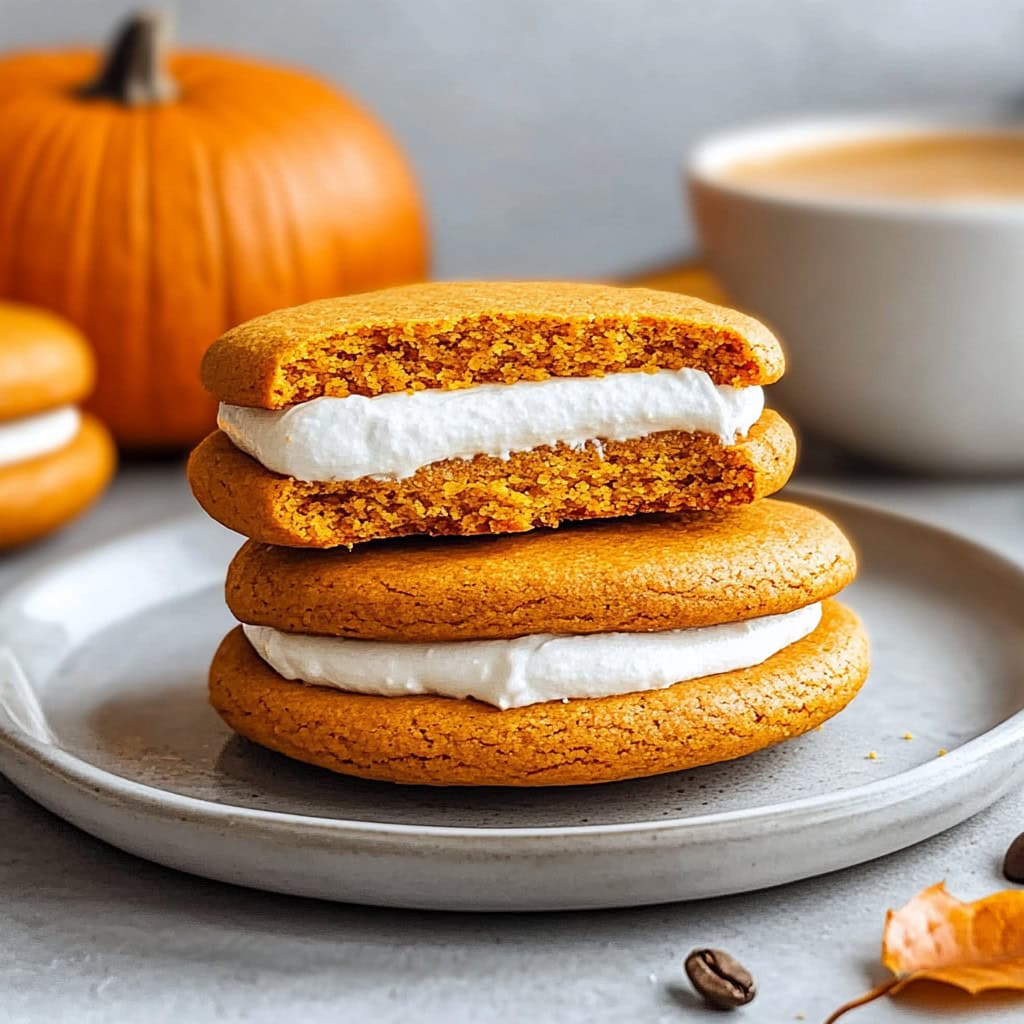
[1,494,1023,911]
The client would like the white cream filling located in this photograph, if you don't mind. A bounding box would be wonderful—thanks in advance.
[243,603,821,710]
[218,368,764,482]
[0,405,80,469]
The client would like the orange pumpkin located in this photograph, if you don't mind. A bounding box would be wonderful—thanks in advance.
[0,13,428,448]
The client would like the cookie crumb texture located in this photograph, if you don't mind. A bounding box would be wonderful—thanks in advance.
[200,282,785,408]
[209,600,869,787]
[188,410,795,547]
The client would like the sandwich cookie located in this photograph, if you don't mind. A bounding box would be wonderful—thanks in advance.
[0,304,115,548]
[209,500,868,786]
[189,282,796,547]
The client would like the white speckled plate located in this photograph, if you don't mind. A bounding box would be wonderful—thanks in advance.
[1,493,1023,911]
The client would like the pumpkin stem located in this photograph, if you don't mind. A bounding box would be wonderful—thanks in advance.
[78,9,178,105]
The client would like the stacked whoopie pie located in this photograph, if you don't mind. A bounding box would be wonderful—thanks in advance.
[188,282,868,787]
[0,304,115,548]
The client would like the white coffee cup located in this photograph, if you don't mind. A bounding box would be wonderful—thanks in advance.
[688,115,1024,473]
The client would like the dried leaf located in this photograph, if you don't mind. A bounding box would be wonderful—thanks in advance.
[825,882,1024,1022]
[884,882,1024,992]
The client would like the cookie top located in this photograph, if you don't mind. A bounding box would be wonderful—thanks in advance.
[201,281,784,409]
[0,413,116,549]
[226,498,854,641]
[0,303,94,420]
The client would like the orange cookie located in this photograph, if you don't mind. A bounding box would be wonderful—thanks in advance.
[191,281,792,546]
[189,410,795,547]
[226,498,856,641]
[201,281,785,407]
[209,600,869,787]
[0,303,115,548]
[0,302,94,421]
[0,413,116,548]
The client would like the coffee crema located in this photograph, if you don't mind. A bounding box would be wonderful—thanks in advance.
[721,133,1024,201]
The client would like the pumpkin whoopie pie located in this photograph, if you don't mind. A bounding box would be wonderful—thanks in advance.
[189,281,796,547]
[0,303,115,548]
[209,500,868,787]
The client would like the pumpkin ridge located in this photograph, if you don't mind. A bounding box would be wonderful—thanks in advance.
[141,104,160,428]
[0,104,75,293]
[221,82,314,303]
[65,104,118,320]
[14,104,103,298]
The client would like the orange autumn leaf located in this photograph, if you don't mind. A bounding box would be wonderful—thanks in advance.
[884,882,1024,993]
[826,882,1024,1022]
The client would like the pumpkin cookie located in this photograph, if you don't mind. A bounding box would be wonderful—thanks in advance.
[209,600,869,787]
[190,281,793,546]
[190,410,795,547]
[0,414,116,547]
[0,302,95,421]
[226,498,855,641]
[210,499,865,785]
[200,281,785,407]
[192,283,869,786]
[0,303,115,548]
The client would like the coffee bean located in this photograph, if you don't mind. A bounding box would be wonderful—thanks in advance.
[684,948,756,1010]
[1004,831,1024,883]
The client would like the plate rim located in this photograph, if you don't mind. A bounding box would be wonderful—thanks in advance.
[2,490,1024,842]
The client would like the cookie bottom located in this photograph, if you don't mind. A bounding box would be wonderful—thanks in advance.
[0,413,116,548]
[188,409,795,548]
[209,599,869,787]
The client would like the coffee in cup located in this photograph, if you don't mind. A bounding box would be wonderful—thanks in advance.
[721,133,1024,202]
[688,118,1024,472]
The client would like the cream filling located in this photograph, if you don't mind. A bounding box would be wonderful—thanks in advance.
[243,603,821,710]
[0,405,80,469]
[218,368,764,482]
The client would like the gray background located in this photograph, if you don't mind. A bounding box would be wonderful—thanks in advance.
[3,0,1024,279]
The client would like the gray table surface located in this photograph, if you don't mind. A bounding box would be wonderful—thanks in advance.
[3,458,1024,1024]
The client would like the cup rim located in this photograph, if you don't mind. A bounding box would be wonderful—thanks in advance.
[688,110,1024,221]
